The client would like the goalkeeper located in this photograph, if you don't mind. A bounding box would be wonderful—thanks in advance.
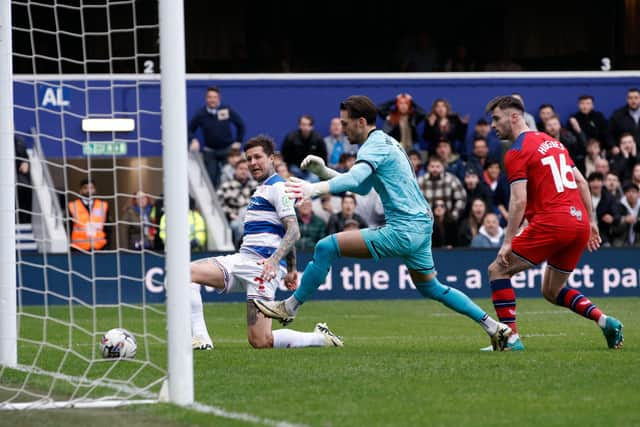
[255,95,513,351]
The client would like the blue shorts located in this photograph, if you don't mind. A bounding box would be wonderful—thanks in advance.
[360,220,434,273]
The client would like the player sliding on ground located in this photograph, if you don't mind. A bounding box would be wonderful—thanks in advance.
[255,95,513,351]
[483,95,623,351]
[189,135,343,350]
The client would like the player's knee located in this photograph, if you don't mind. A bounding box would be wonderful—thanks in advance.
[190,262,206,284]
[248,333,273,349]
[314,235,339,262]
[488,260,504,279]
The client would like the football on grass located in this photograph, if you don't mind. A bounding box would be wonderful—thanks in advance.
[99,328,137,359]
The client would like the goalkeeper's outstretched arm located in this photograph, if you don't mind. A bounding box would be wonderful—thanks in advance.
[327,162,373,195]
[287,159,373,199]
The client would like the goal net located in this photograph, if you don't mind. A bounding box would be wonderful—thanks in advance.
[1,0,191,409]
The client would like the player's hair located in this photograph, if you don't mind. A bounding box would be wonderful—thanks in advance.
[484,96,524,114]
[538,103,555,112]
[587,172,604,182]
[80,178,96,187]
[340,95,378,125]
[578,94,594,101]
[206,86,220,94]
[627,87,640,94]
[235,158,248,167]
[244,134,275,156]
[622,182,639,192]
[299,114,314,125]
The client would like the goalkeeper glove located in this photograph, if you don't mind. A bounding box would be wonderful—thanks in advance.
[284,177,330,200]
[300,155,339,180]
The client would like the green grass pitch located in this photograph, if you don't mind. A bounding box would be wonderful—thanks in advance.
[2,297,638,427]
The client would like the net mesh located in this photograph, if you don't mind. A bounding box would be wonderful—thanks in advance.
[2,0,169,408]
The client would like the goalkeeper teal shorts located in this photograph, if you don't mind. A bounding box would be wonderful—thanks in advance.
[360,218,435,274]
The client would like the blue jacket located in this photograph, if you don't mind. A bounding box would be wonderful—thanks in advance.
[470,229,504,248]
[188,105,245,150]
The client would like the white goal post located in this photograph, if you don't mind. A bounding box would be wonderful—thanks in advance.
[0,0,192,409]
[159,0,193,406]
[0,0,18,371]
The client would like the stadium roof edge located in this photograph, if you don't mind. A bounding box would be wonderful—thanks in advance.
[13,71,640,81]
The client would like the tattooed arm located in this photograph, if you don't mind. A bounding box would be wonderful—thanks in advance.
[258,216,300,285]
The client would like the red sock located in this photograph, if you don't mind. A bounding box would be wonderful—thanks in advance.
[556,288,603,321]
[490,279,518,334]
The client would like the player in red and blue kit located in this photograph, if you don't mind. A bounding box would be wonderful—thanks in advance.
[484,95,623,351]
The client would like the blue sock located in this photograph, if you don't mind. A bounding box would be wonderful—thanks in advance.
[293,235,341,304]
[415,277,486,322]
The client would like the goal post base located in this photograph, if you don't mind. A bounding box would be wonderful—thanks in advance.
[0,399,158,411]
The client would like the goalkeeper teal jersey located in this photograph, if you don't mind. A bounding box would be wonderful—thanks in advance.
[355,130,431,226]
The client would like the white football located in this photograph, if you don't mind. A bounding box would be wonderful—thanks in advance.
[99,328,137,359]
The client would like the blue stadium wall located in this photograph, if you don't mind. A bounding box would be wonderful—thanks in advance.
[13,73,640,158]
[17,248,639,305]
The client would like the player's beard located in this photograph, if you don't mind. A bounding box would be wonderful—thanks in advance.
[498,123,514,141]
[254,166,274,183]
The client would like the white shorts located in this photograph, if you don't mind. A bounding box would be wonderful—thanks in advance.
[208,250,286,301]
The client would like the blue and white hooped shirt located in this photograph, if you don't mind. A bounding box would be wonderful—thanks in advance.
[240,174,296,265]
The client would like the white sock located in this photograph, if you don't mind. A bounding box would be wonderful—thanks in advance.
[598,314,608,328]
[479,314,500,336]
[284,295,302,315]
[272,329,326,348]
[190,282,212,344]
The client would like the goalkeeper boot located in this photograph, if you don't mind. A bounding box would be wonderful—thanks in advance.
[192,337,214,351]
[314,322,344,347]
[481,334,524,352]
[602,316,624,349]
[489,322,513,351]
[253,300,295,326]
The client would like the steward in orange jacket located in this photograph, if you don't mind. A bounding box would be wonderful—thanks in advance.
[67,179,111,251]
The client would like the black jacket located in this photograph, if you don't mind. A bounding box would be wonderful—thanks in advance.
[14,136,31,185]
[188,105,245,150]
[423,114,468,155]
[568,110,608,149]
[608,105,640,149]
[281,130,327,167]
[594,189,622,245]
[609,153,640,184]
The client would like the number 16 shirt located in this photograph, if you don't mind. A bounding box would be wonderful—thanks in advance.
[505,131,586,224]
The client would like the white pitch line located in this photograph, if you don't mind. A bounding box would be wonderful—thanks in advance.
[190,402,309,427]
[0,365,309,427]
[2,364,308,426]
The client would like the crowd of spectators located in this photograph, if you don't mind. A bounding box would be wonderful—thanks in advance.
[17,87,640,253]
[264,87,639,250]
